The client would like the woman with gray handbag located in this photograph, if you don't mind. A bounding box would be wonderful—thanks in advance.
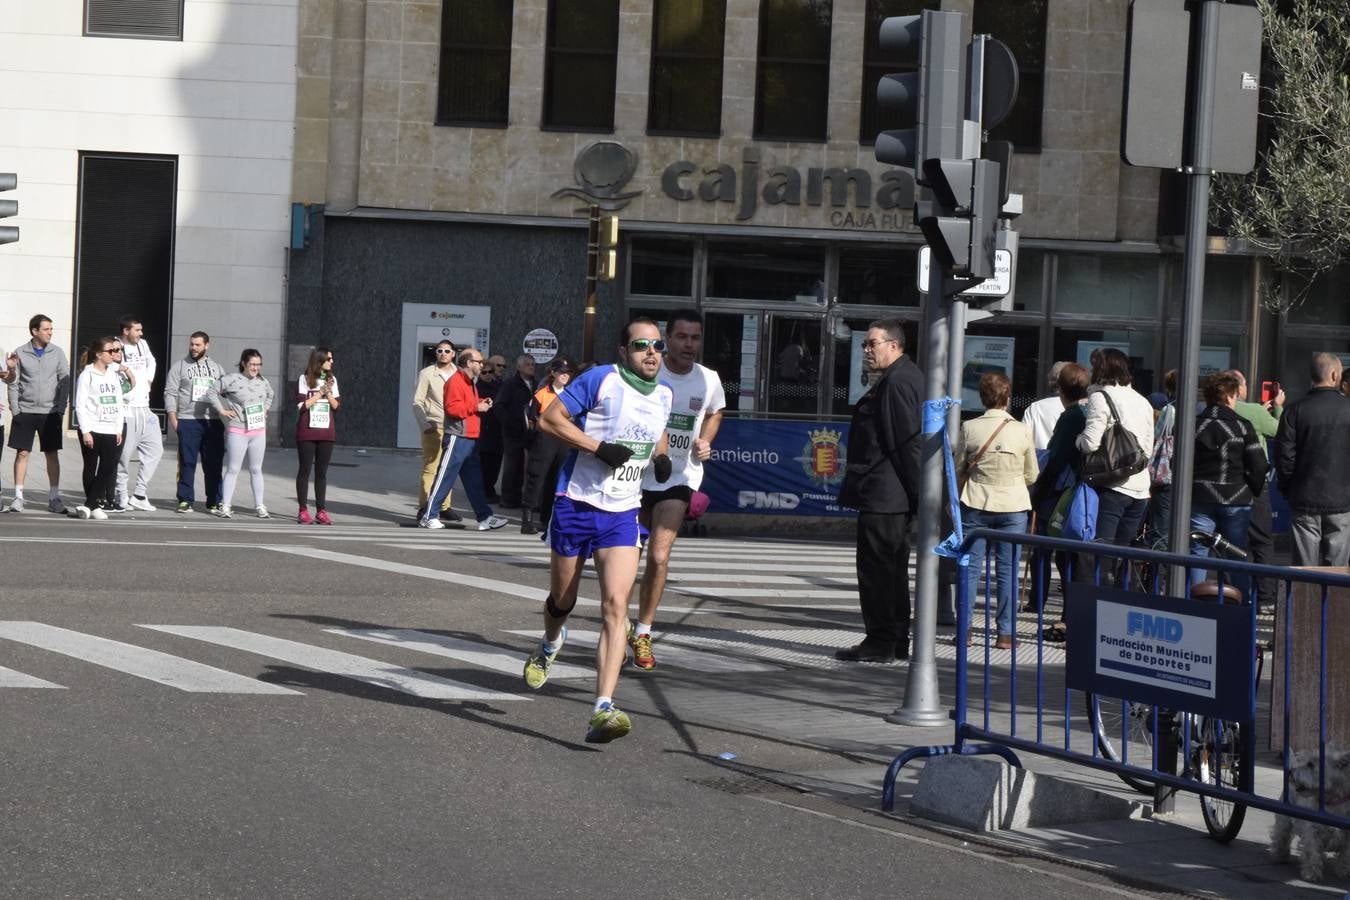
[1074,348,1155,585]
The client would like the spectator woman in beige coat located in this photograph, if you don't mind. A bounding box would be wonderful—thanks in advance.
[956,372,1040,649]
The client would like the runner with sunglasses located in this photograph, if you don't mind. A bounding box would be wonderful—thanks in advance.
[521,318,673,744]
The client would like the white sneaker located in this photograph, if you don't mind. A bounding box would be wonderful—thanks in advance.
[128,496,156,512]
[215,505,233,518]
[417,518,445,530]
[75,505,91,520]
[8,497,23,513]
[256,505,270,519]
[90,507,108,520]
[477,515,510,531]
[48,498,66,515]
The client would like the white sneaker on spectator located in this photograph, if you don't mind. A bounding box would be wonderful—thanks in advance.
[90,507,108,520]
[74,505,91,519]
[256,505,270,519]
[8,497,23,513]
[418,518,444,530]
[477,515,509,531]
[215,505,233,518]
[128,496,156,512]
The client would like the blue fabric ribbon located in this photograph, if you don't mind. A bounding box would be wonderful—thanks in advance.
[927,397,966,561]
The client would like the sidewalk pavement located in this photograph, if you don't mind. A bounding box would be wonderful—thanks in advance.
[11,440,1348,897]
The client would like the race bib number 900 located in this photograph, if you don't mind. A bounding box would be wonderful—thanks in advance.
[665,413,696,458]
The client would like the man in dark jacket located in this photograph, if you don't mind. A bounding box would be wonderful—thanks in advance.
[1275,352,1350,567]
[493,354,537,508]
[835,320,923,662]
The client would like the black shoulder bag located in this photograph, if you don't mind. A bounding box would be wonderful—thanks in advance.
[1080,390,1148,489]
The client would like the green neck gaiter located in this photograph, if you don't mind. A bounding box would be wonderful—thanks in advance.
[616,363,658,396]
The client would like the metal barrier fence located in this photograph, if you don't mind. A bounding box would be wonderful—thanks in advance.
[882,528,1350,840]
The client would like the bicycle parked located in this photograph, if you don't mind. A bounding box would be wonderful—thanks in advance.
[1086,529,1260,842]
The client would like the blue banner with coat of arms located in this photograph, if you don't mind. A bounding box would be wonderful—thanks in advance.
[700,418,851,516]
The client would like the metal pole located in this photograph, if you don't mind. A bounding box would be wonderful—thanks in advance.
[1160,0,1222,816]
[888,268,951,727]
[940,297,967,625]
[582,204,600,362]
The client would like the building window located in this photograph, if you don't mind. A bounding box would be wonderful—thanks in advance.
[543,0,621,131]
[859,0,936,145]
[754,0,834,141]
[436,0,513,126]
[648,0,727,136]
[85,0,183,40]
[837,247,922,306]
[972,0,1046,151]
[629,238,695,297]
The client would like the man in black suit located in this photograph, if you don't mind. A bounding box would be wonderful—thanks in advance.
[492,354,537,508]
[835,319,923,662]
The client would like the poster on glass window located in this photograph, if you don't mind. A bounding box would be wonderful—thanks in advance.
[962,336,1015,410]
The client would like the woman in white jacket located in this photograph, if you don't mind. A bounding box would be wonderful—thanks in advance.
[73,336,125,519]
[1075,348,1155,583]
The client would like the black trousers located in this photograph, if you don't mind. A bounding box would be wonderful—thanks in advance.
[1248,486,1276,605]
[81,432,121,508]
[522,431,567,524]
[499,434,528,507]
[856,512,912,650]
[296,440,334,509]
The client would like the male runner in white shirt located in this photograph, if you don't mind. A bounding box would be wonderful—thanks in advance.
[629,309,725,670]
[521,318,673,744]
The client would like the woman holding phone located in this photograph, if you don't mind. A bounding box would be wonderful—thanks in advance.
[295,347,340,524]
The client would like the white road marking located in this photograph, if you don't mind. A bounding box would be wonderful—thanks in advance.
[139,625,524,701]
[674,587,854,599]
[505,629,783,674]
[0,665,65,689]
[0,622,300,694]
[328,628,591,681]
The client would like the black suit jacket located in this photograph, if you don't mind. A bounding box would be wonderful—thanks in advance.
[838,355,923,514]
[493,374,535,441]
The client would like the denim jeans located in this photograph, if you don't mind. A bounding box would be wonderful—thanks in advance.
[961,506,1028,636]
[423,433,493,524]
[1189,502,1252,595]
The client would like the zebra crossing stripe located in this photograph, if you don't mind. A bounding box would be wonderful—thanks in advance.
[139,625,526,701]
[0,622,300,694]
[505,629,783,674]
[0,665,65,689]
[672,587,855,599]
[327,628,591,681]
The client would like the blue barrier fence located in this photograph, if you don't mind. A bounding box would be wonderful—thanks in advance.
[882,528,1350,840]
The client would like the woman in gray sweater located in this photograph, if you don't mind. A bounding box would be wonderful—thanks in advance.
[208,349,275,518]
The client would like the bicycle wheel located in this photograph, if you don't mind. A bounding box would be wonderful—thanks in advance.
[1086,693,1157,794]
[1192,715,1247,842]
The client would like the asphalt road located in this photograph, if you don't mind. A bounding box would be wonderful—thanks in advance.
[0,511,1156,898]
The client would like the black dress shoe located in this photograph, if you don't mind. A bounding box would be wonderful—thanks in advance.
[834,642,897,662]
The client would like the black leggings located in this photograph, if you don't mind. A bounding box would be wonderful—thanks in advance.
[296,440,334,510]
[81,432,121,509]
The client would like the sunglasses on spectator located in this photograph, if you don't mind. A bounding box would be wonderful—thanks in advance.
[628,339,666,353]
[435,348,454,354]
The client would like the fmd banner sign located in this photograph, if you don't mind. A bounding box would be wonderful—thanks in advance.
[701,418,851,516]
[1065,584,1253,722]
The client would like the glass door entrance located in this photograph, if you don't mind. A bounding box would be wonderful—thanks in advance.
[703,309,826,417]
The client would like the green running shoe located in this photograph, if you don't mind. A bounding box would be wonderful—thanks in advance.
[523,626,566,690]
[585,703,632,744]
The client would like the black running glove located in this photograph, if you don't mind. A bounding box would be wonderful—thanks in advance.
[594,441,634,469]
[651,453,672,484]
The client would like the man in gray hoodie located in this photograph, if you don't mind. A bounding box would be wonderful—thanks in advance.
[7,315,70,513]
[163,331,226,513]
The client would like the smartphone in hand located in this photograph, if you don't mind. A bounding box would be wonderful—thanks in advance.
[1261,381,1280,404]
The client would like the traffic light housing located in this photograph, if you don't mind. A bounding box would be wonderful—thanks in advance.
[918,158,1001,281]
[874,10,967,173]
[596,214,619,281]
[0,173,16,246]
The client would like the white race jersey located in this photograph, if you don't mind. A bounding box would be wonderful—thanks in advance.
[642,361,725,491]
[555,364,673,512]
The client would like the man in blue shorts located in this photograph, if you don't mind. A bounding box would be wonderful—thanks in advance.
[522,318,673,743]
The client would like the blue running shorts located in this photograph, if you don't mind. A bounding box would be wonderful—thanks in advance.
[548,496,646,559]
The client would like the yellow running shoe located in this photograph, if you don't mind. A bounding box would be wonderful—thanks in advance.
[585,703,632,743]
[523,626,566,690]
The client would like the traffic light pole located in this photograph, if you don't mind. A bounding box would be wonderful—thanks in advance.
[581,204,600,362]
[889,264,954,727]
